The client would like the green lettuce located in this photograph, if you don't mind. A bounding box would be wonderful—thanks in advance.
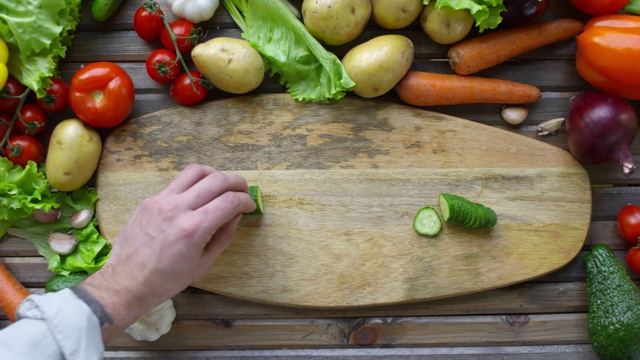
[626,0,640,14]
[0,158,111,275]
[222,0,355,102]
[424,0,506,32]
[0,0,82,97]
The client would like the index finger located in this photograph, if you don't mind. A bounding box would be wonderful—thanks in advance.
[162,164,218,195]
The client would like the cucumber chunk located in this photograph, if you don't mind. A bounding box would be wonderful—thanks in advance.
[244,185,264,215]
[438,193,496,229]
[413,207,443,236]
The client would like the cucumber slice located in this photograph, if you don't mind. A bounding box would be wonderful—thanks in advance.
[244,185,264,215]
[438,193,497,229]
[413,207,443,236]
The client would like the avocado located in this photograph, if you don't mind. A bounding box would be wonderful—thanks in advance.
[585,244,640,359]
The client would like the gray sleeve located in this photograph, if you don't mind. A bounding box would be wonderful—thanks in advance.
[0,288,105,360]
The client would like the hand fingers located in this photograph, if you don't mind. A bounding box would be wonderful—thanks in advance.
[162,164,218,195]
[200,213,243,271]
[183,171,250,210]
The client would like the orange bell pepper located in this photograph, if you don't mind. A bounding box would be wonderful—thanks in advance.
[575,14,640,100]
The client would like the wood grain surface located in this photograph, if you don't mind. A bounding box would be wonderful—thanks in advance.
[96,94,591,308]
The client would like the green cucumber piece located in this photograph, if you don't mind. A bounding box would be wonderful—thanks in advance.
[45,272,89,293]
[438,193,496,229]
[244,185,264,215]
[413,207,442,236]
[91,0,125,22]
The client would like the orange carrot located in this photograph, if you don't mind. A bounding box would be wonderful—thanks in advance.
[0,262,30,322]
[448,18,585,75]
[395,71,541,107]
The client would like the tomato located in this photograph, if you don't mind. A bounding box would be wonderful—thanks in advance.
[4,134,43,167]
[0,113,17,140]
[69,62,135,128]
[146,49,180,83]
[627,246,640,275]
[0,77,26,113]
[133,2,165,41]
[16,104,47,135]
[36,78,70,113]
[618,204,640,244]
[170,71,209,106]
[568,0,630,15]
[160,20,198,53]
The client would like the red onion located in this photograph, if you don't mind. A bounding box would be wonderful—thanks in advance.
[565,91,638,177]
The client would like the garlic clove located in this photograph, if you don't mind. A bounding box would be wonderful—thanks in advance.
[70,209,94,229]
[33,208,61,224]
[501,106,529,126]
[48,233,78,255]
[537,117,565,136]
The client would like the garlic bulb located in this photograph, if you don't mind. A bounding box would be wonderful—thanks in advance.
[167,0,219,24]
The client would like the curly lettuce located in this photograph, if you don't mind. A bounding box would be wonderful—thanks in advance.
[0,158,111,275]
[626,0,640,14]
[222,0,355,102]
[424,0,506,33]
[0,0,82,97]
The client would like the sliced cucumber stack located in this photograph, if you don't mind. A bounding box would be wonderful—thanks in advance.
[413,207,443,236]
[438,193,496,228]
[244,185,264,215]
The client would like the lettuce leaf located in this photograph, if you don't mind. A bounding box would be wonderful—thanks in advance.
[222,0,355,102]
[424,0,506,32]
[0,158,111,275]
[626,0,640,14]
[0,0,82,97]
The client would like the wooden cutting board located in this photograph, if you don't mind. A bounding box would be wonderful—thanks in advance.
[96,94,591,308]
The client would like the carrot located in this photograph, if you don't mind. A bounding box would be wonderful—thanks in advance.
[448,18,585,76]
[395,71,541,107]
[0,262,30,322]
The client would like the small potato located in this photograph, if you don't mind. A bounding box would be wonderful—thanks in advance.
[191,37,264,94]
[342,35,414,98]
[46,118,102,192]
[371,0,423,30]
[302,0,371,46]
[420,2,474,45]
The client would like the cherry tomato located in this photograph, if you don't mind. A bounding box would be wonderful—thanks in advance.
[160,20,198,53]
[0,113,17,140]
[146,49,180,83]
[133,3,165,41]
[16,104,47,135]
[568,0,630,15]
[4,134,43,167]
[69,62,135,128]
[0,77,26,113]
[627,246,640,275]
[617,204,640,244]
[170,71,209,106]
[36,78,70,113]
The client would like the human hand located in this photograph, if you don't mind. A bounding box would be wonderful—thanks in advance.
[80,164,256,340]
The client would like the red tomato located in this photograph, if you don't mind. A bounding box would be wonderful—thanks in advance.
[4,134,43,167]
[69,62,135,128]
[0,77,27,113]
[16,104,47,135]
[627,246,640,275]
[146,49,180,83]
[618,204,640,244]
[160,20,198,53]
[36,78,70,113]
[133,3,165,41]
[170,71,209,106]
[0,113,17,140]
[568,0,630,15]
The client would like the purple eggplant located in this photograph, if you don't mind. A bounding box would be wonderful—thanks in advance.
[500,0,551,27]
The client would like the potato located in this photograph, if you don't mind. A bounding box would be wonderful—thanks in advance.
[371,0,423,30]
[302,0,371,46]
[341,35,414,98]
[420,2,474,45]
[191,37,264,94]
[46,118,102,192]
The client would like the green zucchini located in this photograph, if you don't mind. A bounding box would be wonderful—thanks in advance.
[244,185,264,215]
[45,272,89,293]
[91,0,125,22]
[438,193,496,228]
[413,207,442,236]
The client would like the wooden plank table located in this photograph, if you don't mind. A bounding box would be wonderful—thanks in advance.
[2,1,639,358]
